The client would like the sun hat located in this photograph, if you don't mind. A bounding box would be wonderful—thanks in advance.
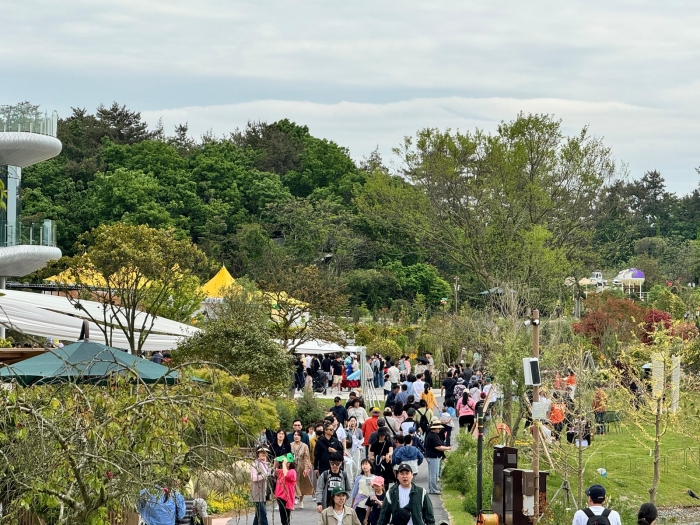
[371,406,381,413]
[457,378,465,383]
[429,421,444,430]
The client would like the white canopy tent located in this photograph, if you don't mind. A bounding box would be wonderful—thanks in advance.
[0,289,199,337]
[0,290,197,351]
[291,340,378,406]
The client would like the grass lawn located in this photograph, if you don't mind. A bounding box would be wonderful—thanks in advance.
[441,487,473,523]
[442,390,700,523]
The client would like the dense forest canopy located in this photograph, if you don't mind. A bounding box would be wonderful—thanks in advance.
[19,103,700,312]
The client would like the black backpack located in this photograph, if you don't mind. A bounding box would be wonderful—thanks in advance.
[583,508,612,525]
[417,410,430,434]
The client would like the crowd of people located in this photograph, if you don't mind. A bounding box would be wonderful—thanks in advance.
[251,351,459,525]
[136,351,667,525]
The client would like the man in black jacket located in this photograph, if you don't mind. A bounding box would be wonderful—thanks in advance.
[330,397,349,427]
[313,422,343,476]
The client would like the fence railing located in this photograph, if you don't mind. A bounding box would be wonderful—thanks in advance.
[0,104,58,137]
[0,219,57,248]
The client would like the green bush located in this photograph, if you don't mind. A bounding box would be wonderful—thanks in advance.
[275,399,296,430]
[441,430,493,515]
[295,388,329,428]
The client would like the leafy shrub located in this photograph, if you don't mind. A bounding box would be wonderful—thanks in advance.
[275,399,296,431]
[441,431,493,515]
[295,388,329,428]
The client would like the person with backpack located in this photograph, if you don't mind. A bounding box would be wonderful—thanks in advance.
[315,453,353,512]
[456,391,476,431]
[376,464,435,525]
[415,401,432,436]
[392,434,424,474]
[571,484,622,525]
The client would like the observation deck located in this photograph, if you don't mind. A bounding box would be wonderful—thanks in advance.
[0,104,62,279]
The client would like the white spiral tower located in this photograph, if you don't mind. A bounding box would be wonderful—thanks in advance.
[0,104,63,336]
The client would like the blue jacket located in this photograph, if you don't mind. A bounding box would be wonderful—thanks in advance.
[138,489,186,525]
[392,445,424,466]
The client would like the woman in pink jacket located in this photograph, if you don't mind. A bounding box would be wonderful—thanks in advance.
[275,456,297,525]
[456,391,476,431]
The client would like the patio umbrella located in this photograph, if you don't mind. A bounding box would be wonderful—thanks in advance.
[0,340,179,386]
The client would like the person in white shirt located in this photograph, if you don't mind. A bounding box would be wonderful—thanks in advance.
[571,484,622,525]
[387,364,401,386]
[412,375,425,399]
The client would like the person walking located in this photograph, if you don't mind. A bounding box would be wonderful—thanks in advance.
[270,429,292,460]
[376,464,435,525]
[392,434,424,474]
[424,421,450,494]
[368,427,395,485]
[364,477,386,525]
[350,459,376,523]
[456,391,476,431]
[348,398,369,426]
[571,485,622,525]
[314,422,344,476]
[250,447,270,525]
[274,456,297,525]
[592,388,607,435]
[346,416,364,476]
[318,487,362,525]
[362,407,382,453]
[315,453,353,512]
[637,503,658,525]
[290,431,313,508]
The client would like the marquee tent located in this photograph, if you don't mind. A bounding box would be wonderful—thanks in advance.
[200,266,239,300]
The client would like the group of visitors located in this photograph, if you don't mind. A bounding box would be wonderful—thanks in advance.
[252,390,445,525]
[573,484,659,525]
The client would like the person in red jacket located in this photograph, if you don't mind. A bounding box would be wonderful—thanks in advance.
[362,407,381,453]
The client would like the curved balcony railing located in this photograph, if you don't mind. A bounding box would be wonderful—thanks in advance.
[0,219,57,248]
[0,104,58,138]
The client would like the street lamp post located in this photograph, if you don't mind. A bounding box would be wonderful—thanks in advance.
[453,276,460,315]
[532,309,541,518]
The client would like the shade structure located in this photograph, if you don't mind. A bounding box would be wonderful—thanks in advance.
[614,268,646,283]
[0,340,178,385]
[200,266,238,299]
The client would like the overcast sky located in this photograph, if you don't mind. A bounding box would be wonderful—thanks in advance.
[3,0,699,195]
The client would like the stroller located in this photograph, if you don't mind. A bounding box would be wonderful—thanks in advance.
[312,370,327,394]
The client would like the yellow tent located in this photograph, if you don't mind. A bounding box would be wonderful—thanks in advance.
[199,266,239,299]
[46,267,107,287]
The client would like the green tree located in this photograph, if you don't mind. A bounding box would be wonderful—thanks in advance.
[0,376,237,525]
[379,114,617,301]
[175,304,294,397]
[59,223,208,354]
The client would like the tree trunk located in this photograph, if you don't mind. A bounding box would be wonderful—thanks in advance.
[649,396,662,504]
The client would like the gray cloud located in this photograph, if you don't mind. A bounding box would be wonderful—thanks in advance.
[2,0,698,193]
